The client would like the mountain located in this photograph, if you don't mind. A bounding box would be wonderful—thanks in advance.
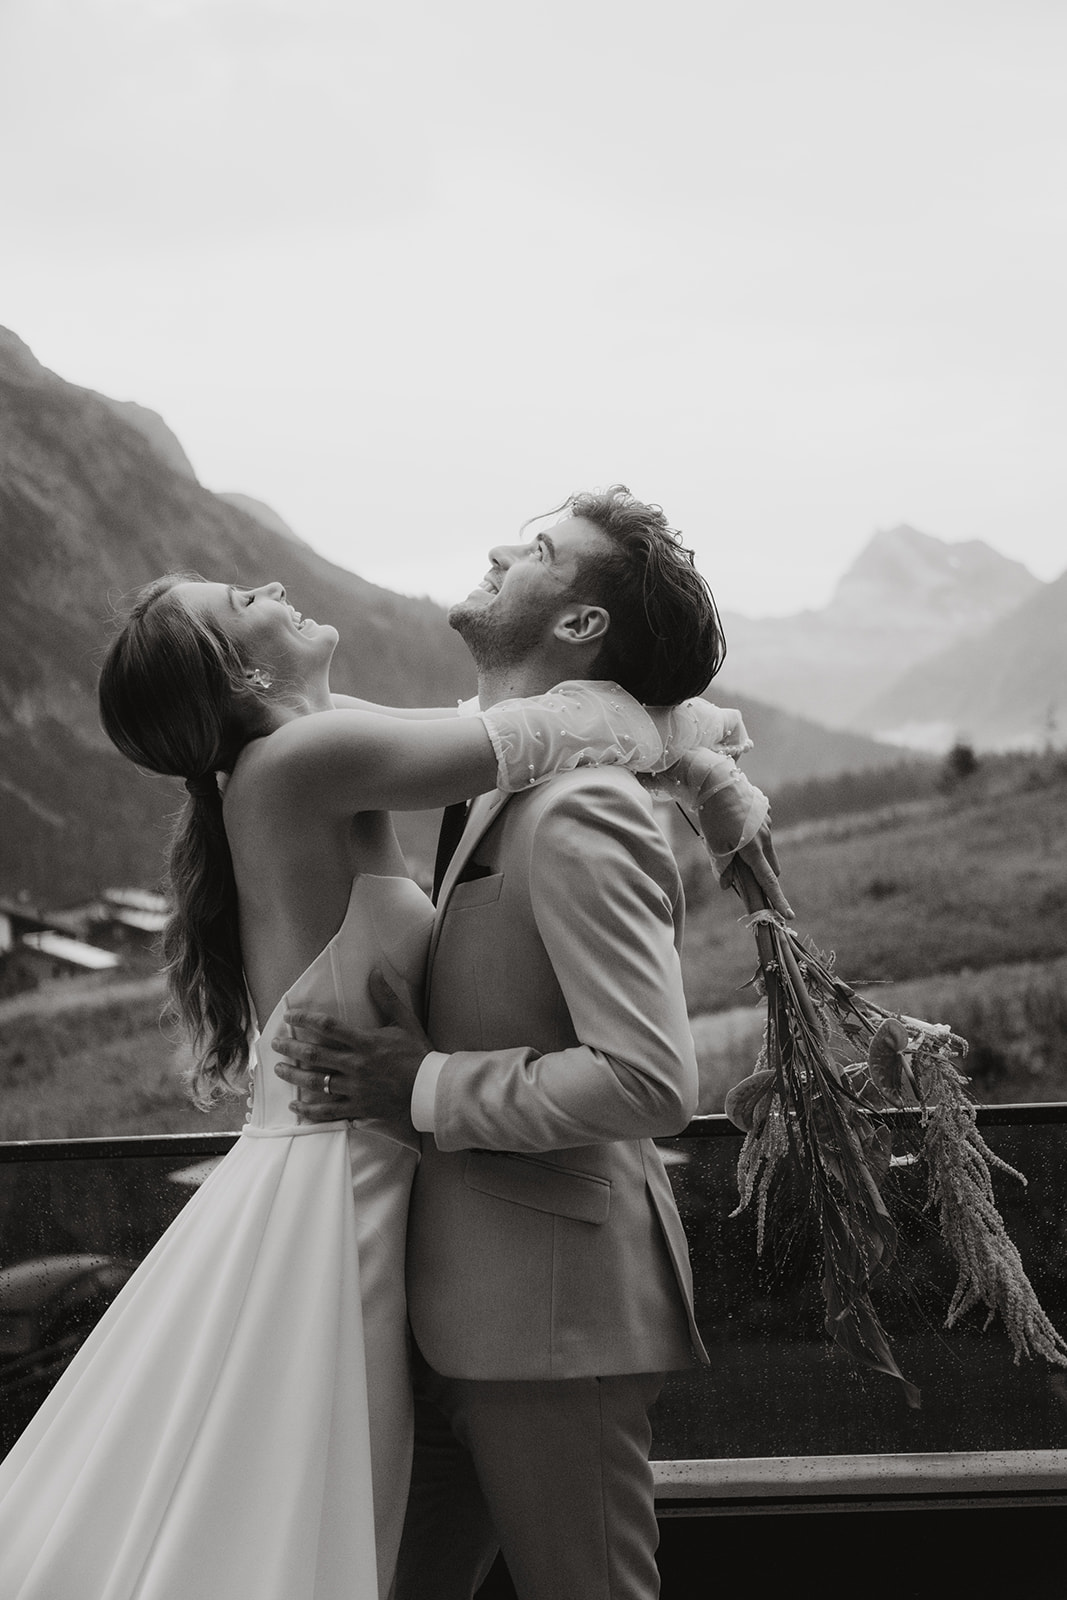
[216,494,311,547]
[717,524,1042,729]
[854,566,1067,751]
[0,326,912,907]
[712,693,911,793]
[826,523,1038,631]
[0,327,475,904]
[94,395,197,480]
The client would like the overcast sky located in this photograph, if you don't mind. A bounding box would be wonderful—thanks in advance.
[2,0,1065,616]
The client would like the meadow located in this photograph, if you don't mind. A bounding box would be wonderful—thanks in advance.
[0,975,243,1140]
[676,749,1067,1012]
[3,949,1062,1141]
[2,750,1064,1140]
[689,955,1067,1115]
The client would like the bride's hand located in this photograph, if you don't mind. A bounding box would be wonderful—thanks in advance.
[723,822,793,919]
[647,750,794,919]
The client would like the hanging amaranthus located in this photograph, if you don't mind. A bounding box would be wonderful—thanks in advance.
[723,861,1067,1405]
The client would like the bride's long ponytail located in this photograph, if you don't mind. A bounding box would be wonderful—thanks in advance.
[98,575,267,1107]
[163,777,249,1106]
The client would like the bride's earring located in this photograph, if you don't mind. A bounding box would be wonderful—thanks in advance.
[248,669,273,691]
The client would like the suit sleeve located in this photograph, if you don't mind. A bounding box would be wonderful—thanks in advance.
[429,776,700,1152]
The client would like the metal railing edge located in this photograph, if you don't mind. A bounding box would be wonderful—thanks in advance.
[652,1448,1067,1514]
[3,1102,1066,1160]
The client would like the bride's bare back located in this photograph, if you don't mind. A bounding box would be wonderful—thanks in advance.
[223,732,413,1028]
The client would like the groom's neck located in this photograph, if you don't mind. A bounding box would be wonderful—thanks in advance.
[477,662,559,709]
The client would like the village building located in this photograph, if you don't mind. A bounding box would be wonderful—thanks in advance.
[0,889,166,997]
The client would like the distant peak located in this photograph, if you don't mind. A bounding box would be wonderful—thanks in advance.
[845,523,1036,583]
[829,522,1040,621]
[869,523,1019,564]
[874,523,941,549]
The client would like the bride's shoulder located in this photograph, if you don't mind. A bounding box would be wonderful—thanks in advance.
[229,709,382,815]
[245,710,354,771]
[224,720,317,802]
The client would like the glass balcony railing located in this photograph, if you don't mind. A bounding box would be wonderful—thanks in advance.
[3,1108,1067,1519]
[652,1105,1067,1515]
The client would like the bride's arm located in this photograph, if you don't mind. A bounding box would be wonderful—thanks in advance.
[330,694,464,720]
[258,689,778,878]
[260,709,502,815]
[256,684,666,818]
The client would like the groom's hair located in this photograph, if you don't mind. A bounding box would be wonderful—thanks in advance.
[560,485,726,705]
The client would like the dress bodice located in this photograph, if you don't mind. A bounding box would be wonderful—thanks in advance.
[246,874,434,1134]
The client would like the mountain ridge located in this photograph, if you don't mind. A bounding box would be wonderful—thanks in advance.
[0,326,912,906]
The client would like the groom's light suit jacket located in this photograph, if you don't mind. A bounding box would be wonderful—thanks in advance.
[406,765,710,1381]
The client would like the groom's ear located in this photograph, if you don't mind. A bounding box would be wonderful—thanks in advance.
[552,603,610,648]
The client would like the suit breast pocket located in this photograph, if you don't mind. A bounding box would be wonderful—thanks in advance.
[447,872,504,910]
[464,1151,611,1225]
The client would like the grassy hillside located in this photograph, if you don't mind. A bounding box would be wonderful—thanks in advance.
[4,750,1065,1142]
[0,974,243,1140]
[676,749,1067,1012]
[683,749,1067,1112]
[5,950,1064,1142]
[690,956,1067,1115]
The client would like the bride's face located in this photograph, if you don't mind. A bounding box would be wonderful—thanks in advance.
[171,580,339,687]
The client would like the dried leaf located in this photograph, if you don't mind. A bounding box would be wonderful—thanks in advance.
[867,1015,910,1099]
[724,1068,777,1132]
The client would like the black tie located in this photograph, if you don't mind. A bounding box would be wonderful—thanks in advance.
[432,801,470,904]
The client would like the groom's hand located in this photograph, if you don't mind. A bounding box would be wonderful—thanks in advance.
[272,970,432,1138]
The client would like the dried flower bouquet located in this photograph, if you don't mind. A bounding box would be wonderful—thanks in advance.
[723,860,1067,1407]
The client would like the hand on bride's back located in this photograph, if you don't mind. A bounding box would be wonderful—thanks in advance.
[272,970,432,1139]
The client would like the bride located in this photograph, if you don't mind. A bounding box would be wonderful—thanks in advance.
[0,572,761,1600]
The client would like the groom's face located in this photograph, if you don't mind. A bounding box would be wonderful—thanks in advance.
[449,516,611,671]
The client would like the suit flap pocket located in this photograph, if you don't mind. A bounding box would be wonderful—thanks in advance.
[447,872,504,910]
[463,1151,611,1225]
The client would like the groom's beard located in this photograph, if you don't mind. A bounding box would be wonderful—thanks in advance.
[448,591,558,674]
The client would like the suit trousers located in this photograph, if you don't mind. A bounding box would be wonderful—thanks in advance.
[393,1348,665,1600]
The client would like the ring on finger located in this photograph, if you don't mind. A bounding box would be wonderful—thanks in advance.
[323,1072,332,1098]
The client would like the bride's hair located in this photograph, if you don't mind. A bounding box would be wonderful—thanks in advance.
[99,574,268,1106]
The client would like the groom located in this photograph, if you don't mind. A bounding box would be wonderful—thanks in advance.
[276,487,783,1599]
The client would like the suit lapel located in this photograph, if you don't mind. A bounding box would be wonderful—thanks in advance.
[427,789,510,974]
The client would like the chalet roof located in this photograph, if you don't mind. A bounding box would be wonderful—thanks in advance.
[110,907,167,933]
[103,888,169,914]
[43,888,169,934]
[0,899,52,933]
[20,931,121,971]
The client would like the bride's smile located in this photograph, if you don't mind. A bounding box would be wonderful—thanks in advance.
[171,578,339,701]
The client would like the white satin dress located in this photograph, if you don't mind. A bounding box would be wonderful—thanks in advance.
[0,874,435,1600]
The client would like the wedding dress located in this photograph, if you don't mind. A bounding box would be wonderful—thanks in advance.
[0,873,435,1600]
